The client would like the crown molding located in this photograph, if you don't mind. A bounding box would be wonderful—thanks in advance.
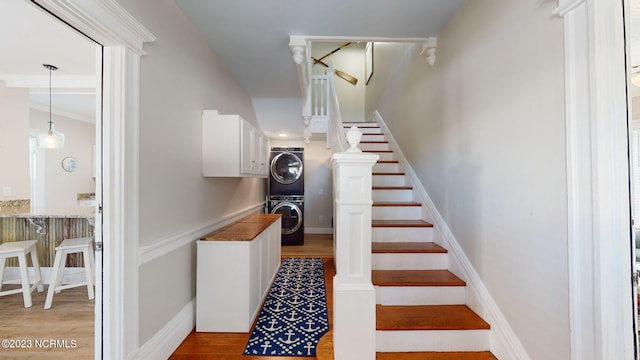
[33,0,156,55]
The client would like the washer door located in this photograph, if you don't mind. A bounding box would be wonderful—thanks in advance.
[270,152,303,185]
[270,202,302,235]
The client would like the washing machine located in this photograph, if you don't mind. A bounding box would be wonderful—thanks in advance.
[269,147,304,195]
[268,195,304,245]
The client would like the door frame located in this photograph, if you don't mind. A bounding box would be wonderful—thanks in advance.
[31,1,155,359]
[555,0,634,359]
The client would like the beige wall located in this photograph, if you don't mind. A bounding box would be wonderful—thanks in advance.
[368,0,569,359]
[312,42,366,123]
[117,0,264,345]
[0,83,30,200]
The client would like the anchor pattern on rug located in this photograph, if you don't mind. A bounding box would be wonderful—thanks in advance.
[244,258,329,357]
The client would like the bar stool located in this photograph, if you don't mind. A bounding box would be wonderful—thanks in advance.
[0,240,44,308]
[44,237,95,310]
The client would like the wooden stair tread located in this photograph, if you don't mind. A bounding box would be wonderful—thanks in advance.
[373,186,412,190]
[376,351,498,360]
[364,150,393,153]
[372,242,447,254]
[361,141,389,143]
[372,219,433,227]
[372,270,465,287]
[373,201,421,207]
[373,172,405,176]
[376,305,490,330]
[376,160,399,163]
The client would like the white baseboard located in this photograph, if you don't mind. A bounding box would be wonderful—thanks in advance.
[371,110,530,360]
[305,227,333,234]
[134,298,195,360]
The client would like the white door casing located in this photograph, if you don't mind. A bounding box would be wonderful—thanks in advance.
[554,0,634,359]
[29,1,155,359]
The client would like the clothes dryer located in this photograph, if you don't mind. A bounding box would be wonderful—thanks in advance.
[269,147,304,195]
[268,195,304,245]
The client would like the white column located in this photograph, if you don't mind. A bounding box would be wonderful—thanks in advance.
[332,146,378,360]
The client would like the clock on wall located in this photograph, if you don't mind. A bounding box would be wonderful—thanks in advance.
[61,157,77,172]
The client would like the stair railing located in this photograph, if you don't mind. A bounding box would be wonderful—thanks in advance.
[326,68,348,152]
[326,66,379,360]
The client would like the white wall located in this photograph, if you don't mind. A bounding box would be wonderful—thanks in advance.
[270,139,333,233]
[117,0,264,345]
[368,1,569,359]
[30,109,95,209]
[312,42,366,122]
[0,83,30,200]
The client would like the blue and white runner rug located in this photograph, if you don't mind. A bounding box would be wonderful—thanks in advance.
[243,258,329,357]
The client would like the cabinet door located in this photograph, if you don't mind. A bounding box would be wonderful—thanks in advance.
[252,131,262,175]
[240,119,254,175]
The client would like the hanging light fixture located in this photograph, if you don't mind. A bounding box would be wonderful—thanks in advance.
[37,64,64,149]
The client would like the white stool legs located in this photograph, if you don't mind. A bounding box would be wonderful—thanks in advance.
[0,240,44,308]
[44,237,95,310]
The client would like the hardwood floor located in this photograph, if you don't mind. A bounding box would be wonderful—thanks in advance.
[0,285,94,359]
[171,233,334,360]
[281,233,333,258]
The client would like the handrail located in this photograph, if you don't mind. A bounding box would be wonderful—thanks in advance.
[326,68,349,152]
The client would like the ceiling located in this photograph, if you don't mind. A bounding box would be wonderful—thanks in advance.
[174,0,464,98]
[6,1,640,131]
[0,0,96,122]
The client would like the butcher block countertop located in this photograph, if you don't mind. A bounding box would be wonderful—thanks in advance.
[201,214,281,241]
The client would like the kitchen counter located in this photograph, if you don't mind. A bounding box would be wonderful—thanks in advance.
[200,213,281,241]
[0,207,95,218]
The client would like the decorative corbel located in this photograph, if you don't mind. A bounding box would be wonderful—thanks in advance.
[420,37,438,66]
[289,35,307,65]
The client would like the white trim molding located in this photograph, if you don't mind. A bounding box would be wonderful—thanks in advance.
[138,203,265,265]
[31,2,156,360]
[371,110,531,360]
[134,299,195,360]
[554,1,634,359]
[31,0,156,56]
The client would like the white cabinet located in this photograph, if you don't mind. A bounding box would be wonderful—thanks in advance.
[196,214,281,332]
[202,110,268,177]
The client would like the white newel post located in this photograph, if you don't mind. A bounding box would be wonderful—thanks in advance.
[332,127,379,360]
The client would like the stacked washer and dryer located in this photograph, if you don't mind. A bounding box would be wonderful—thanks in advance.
[268,147,304,245]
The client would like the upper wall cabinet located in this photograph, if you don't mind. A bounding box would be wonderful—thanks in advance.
[202,110,268,178]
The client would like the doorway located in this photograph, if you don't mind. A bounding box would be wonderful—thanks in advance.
[0,0,102,358]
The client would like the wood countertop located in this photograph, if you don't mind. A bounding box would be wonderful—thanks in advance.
[200,214,281,241]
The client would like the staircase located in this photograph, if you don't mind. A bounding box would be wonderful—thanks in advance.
[343,122,498,360]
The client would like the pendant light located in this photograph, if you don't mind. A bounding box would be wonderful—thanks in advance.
[37,64,64,149]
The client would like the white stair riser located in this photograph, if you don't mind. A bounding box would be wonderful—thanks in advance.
[360,142,390,151]
[372,253,448,270]
[373,163,400,173]
[372,206,421,220]
[376,330,490,352]
[373,227,433,242]
[373,175,405,187]
[375,286,465,305]
[369,152,395,161]
[362,134,385,142]
[373,189,413,202]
